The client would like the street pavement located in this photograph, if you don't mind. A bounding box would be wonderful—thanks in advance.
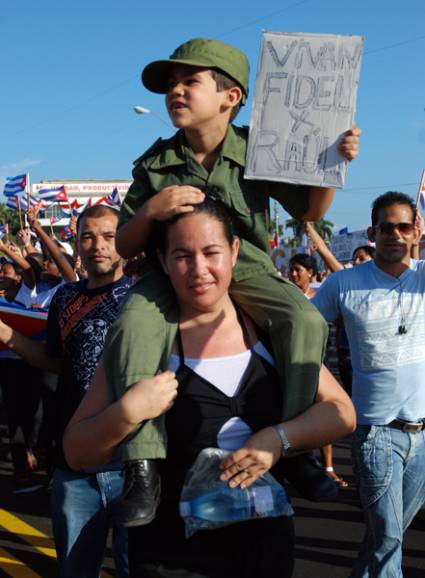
[1,418,424,577]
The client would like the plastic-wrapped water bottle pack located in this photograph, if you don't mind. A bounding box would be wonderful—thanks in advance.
[179,447,294,538]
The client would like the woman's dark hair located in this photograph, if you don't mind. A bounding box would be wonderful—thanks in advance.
[371,191,415,227]
[289,253,318,275]
[62,252,76,270]
[26,253,45,283]
[156,196,234,257]
[352,245,376,260]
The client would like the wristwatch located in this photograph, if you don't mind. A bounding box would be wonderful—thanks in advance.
[273,424,292,456]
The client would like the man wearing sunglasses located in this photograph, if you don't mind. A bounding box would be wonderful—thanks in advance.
[312,191,425,578]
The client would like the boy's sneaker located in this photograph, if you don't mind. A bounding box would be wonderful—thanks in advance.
[278,452,339,502]
[118,459,161,527]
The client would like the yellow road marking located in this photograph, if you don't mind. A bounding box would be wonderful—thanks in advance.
[0,509,113,577]
[0,509,55,558]
[0,546,41,578]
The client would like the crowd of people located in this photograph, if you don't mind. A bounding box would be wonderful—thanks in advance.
[0,36,423,578]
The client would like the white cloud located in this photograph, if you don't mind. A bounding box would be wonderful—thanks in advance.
[0,158,43,178]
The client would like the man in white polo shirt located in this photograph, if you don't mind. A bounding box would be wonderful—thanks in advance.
[313,191,425,578]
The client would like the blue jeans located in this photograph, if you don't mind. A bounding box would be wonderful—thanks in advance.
[51,468,129,578]
[349,425,425,578]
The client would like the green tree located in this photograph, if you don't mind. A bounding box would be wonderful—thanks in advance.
[312,218,334,243]
[0,203,22,234]
[285,217,334,246]
[285,218,304,246]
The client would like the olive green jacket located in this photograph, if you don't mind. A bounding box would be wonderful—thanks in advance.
[120,125,311,282]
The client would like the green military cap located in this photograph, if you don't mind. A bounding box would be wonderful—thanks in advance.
[141,38,249,103]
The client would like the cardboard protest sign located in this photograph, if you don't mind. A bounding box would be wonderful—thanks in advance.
[330,230,369,262]
[246,31,363,188]
[0,302,47,351]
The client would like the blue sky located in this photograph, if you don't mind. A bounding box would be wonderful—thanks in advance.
[1,0,424,231]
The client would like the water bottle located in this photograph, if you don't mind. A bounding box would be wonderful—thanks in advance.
[180,482,288,522]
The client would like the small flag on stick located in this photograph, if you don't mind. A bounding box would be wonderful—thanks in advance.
[0,224,9,240]
[106,188,122,208]
[37,185,69,203]
[416,170,425,211]
[3,174,27,197]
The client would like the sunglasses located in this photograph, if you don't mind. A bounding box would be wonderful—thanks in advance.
[374,222,415,236]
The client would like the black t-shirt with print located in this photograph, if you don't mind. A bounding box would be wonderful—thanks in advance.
[46,275,131,469]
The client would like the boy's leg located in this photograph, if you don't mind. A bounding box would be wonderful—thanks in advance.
[230,273,338,502]
[104,266,178,460]
[230,273,327,420]
[103,266,178,526]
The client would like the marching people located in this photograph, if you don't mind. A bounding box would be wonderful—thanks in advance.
[102,37,360,525]
[313,191,425,577]
[288,253,348,490]
[0,205,131,577]
[0,260,45,491]
[64,198,355,578]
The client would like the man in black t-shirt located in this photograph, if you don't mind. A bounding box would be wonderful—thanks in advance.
[0,205,131,578]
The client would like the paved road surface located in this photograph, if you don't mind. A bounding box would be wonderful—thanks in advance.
[1,416,424,577]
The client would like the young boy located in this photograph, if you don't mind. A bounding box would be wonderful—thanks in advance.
[103,38,360,526]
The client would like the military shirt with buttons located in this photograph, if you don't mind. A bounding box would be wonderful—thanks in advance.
[120,124,311,282]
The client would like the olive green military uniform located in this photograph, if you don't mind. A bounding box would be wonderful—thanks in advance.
[103,125,328,460]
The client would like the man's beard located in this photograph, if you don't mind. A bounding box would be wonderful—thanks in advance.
[378,244,408,263]
[89,257,122,278]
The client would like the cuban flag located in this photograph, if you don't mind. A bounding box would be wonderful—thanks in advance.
[61,225,74,240]
[0,224,9,239]
[106,187,122,208]
[419,170,425,211]
[0,302,48,352]
[6,195,20,211]
[20,194,41,211]
[79,197,93,213]
[37,185,69,203]
[50,213,62,225]
[69,199,83,216]
[3,174,27,197]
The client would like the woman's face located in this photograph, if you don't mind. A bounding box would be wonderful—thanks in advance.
[159,212,239,314]
[289,262,312,291]
[352,248,372,266]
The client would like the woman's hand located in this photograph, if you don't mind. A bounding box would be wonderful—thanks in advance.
[16,229,31,247]
[219,426,282,489]
[414,211,424,238]
[119,370,179,426]
[26,208,41,232]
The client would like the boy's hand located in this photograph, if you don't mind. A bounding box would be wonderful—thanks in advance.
[338,126,361,161]
[145,185,205,221]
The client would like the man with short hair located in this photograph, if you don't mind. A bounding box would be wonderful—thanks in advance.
[0,205,131,577]
[313,191,425,577]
